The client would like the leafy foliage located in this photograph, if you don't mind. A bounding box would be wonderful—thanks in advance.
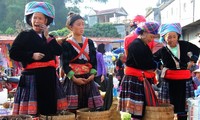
[52,23,120,38]
[56,28,70,36]
[5,27,15,35]
[0,0,108,34]
[84,23,121,37]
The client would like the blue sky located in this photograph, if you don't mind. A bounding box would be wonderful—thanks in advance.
[77,0,157,19]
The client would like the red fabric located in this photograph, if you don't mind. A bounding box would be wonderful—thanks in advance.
[165,69,191,80]
[133,15,146,23]
[148,40,155,50]
[124,33,155,52]
[0,83,3,92]
[46,37,54,43]
[144,78,159,106]
[125,66,157,84]
[124,32,138,51]
[67,38,90,62]
[25,60,56,69]
[69,63,92,75]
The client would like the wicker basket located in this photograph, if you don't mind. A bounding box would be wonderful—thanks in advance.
[76,108,111,120]
[112,97,118,105]
[143,104,174,120]
[0,115,32,120]
[40,111,76,120]
[110,103,121,120]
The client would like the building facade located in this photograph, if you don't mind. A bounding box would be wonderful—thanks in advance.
[146,0,200,46]
[87,7,128,38]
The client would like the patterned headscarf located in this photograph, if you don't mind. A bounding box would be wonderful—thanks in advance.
[135,22,160,35]
[159,23,182,37]
[158,23,182,42]
[24,1,55,26]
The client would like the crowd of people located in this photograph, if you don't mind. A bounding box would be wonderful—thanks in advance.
[0,1,199,120]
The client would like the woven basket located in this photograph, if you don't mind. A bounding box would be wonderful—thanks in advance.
[143,104,174,120]
[112,97,118,105]
[76,108,111,120]
[0,115,32,120]
[110,104,121,120]
[40,111,76,120]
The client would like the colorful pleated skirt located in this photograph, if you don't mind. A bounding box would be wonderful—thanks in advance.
[119,75,145,118]
[12,68,67,115]
[63,74,103,110]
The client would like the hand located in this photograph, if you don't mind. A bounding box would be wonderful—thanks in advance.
[39,24,49,39]
[187,61,195,69]
[101,75,105,82]
[86,74,95,83]
[155,91,158,98]
[32,52,45,60]
[72,76,87,85]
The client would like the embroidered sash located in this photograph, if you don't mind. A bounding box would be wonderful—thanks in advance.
[69,63,92,75]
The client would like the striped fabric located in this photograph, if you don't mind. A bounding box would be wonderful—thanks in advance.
[119,76,145,118]
[143,78,159,106]
[158,80,194,111]
[63,74,103,110]
[159,23,182,37]
[12,75,67,115]
[12,75,37,115]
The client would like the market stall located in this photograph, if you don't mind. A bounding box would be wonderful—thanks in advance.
[0,35,21,76]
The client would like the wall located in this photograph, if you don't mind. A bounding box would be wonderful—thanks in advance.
[114,24,126,38]
[194,0,200,22]
[159,0,200,42]
[88,16,98,27]
[179,0,194,27]
[160,0,180,23]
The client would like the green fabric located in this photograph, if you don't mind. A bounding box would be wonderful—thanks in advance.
[90,68,97,75]
[169,46,178,57]
[67,70,75,79]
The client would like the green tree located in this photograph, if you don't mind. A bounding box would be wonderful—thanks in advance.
[56,28,70,36]
[51,0,68,30]
[0,0,108,32]
[0,0,25,32]
[84,23,120,37]
[5,27,15,35]
[0,0,6,22]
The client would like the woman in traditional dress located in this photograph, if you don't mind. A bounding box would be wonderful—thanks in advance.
[153,23,200,120]
[119,22,160,120]
[9,1,67,116]
[61,13,103,111]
